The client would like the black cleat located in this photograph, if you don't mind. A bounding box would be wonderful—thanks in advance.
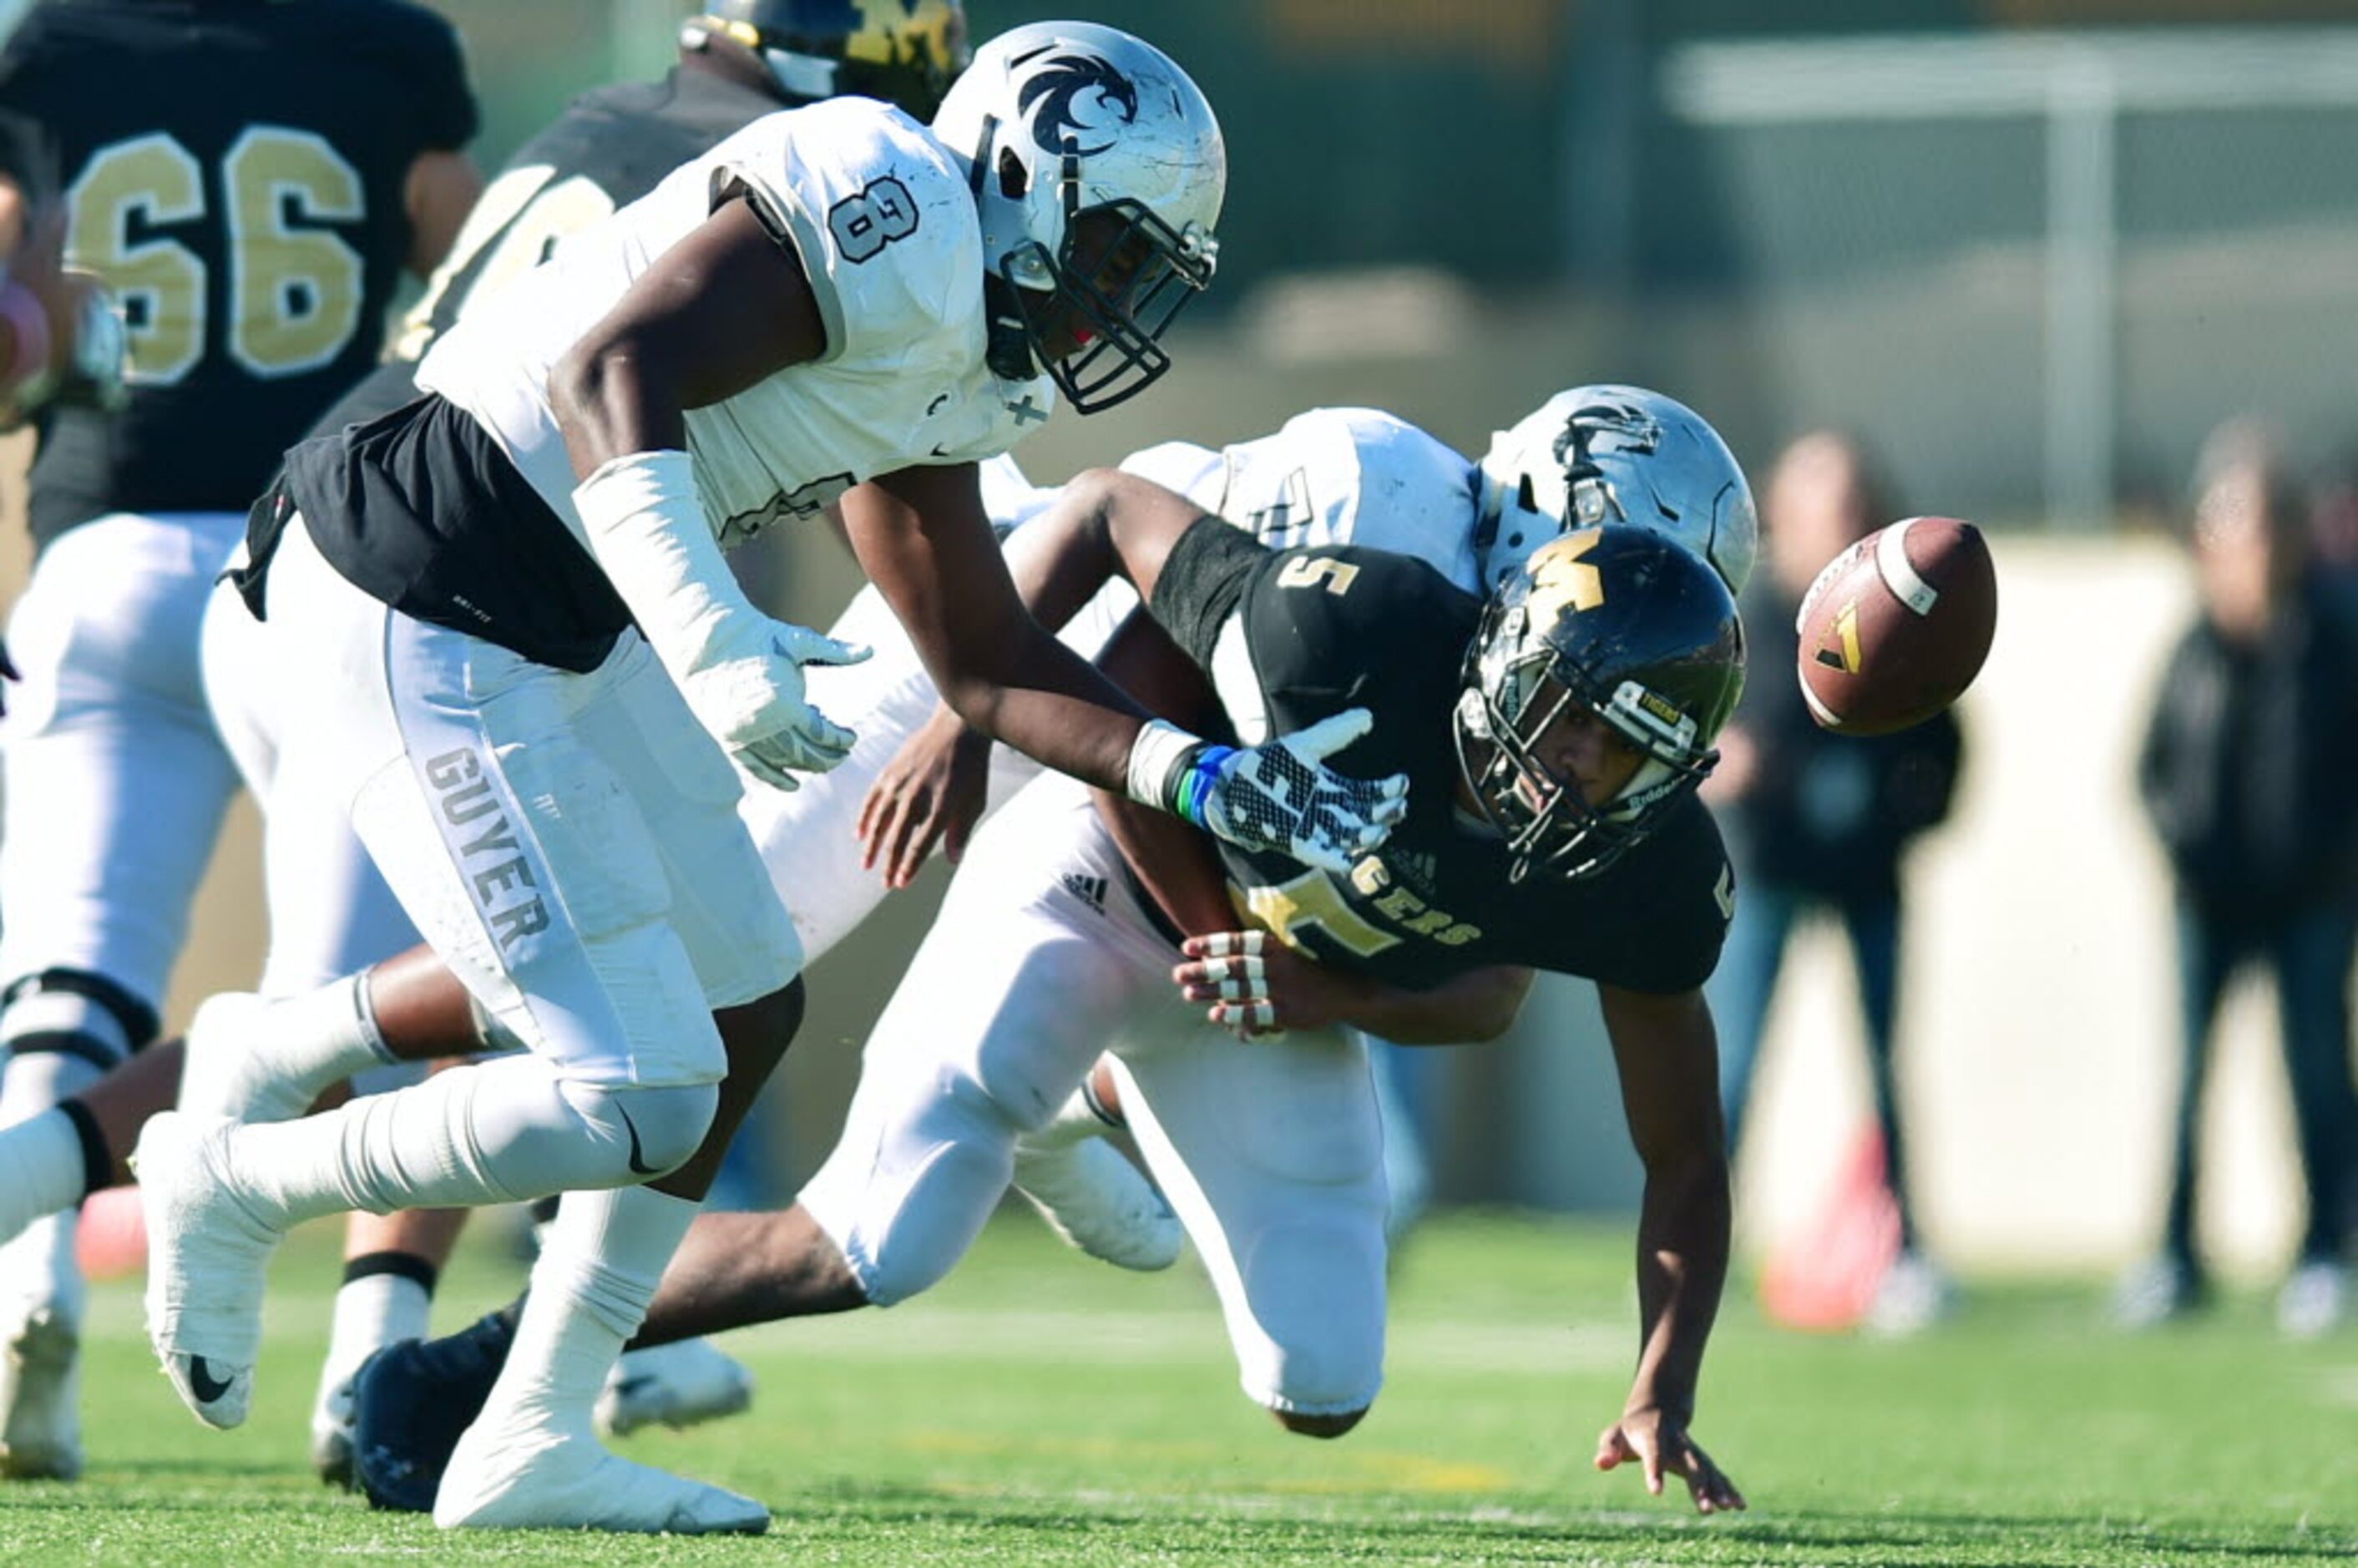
[349,1306,519,1513]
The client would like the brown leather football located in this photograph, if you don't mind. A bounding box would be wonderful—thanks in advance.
[1794,516,1997,736]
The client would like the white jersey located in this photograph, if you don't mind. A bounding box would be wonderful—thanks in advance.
[419,98,1055,548]
[766,407,1483,964]
[1117,407,1484,591]
[980,407,1482,589]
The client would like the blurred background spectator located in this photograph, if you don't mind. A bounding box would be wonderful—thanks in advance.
[1703,432,1964,1334]
[2118,423,2358,1336]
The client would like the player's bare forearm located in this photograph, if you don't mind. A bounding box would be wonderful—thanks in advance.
[1601,983,1731,1422]
[1103,790,1234,935]
[1001,466,1212,630]
[847,463,1146,792]
[1090,609,1235,935]
[1175,936,1532,1042]
[1329,964,1532,1044]
[1624,1145,1730,1422]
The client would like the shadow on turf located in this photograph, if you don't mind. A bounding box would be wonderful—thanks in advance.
[783,1482,2349,1564]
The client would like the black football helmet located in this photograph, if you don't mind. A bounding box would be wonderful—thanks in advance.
[1456,525,1745,882]
[689,1,969,119]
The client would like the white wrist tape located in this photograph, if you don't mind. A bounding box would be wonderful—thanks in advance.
[1125,718,1203,811]
[571,449,755,680]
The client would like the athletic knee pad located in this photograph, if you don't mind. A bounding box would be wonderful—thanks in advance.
[566,1078,716,1184]
[806,1066,1021,1308]
[322,1056,720,1211]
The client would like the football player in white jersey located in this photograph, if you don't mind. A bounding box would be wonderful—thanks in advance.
[345,388,1758,1516]
[128,20,1408,1535]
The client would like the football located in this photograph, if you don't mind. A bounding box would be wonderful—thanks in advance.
[1794,516,1997,736]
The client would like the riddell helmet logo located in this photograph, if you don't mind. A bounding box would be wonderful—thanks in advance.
[1016,51,1139,157]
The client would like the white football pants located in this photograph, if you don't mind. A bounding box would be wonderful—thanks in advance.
[243,517,798,1088]
[0,512,245,1020]
[799,774,1389,1418]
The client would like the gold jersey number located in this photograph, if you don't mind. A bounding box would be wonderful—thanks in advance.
[69,127,366,383]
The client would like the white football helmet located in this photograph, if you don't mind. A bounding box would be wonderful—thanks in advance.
[1474,385,1758,597]
[932,20,1224,412]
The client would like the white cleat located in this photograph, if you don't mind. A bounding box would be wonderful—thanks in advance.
[2279,1260,2348,1341]
[595,1338,754,1439]
[179,992,311,1124]
[1865,1249,1955,1338]
[0,1296,83,1479]
[311,1367,358,1486]
[433,1418,768,1534]
[1011,1136,1182,1272]
[132,1112,280,1429]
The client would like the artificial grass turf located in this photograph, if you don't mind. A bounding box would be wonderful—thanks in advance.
[2,1209,2349,1565]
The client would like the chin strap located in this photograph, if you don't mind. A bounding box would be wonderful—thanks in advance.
[980,273,1040,382]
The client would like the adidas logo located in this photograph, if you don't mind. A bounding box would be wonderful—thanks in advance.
[1060,873,1108,913]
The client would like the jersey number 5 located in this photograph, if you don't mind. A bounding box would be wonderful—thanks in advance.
[68,128,366,384]
[1277,555,1361,596]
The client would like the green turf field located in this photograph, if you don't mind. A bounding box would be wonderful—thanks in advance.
[1,1208,2351,1565]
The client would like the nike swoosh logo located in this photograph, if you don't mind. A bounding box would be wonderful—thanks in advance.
[617,1102,658,1177]
[188,1355,236,1403]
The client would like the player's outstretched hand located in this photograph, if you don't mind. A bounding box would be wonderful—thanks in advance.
[1171,928,1344,1040]
[683,620,870,792]
[1189,709,1408,874]
[858,704,993,888]
[1594,1408,1746,1515]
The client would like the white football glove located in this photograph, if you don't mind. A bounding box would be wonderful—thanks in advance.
[676,617,870,792]
[1131,709,1410,874]
[572,449,871,792]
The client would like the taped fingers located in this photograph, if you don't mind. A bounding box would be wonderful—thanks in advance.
[1214,953,1267,1000]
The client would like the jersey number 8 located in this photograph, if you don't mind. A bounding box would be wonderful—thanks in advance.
[68,127,366,385]
[826,178,918,265]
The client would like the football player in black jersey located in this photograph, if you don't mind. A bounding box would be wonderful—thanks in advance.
[953,471,1749,1510]
[0,0,479,1483]
[329,464,1754,1518]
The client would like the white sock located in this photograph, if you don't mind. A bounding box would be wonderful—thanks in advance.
[221,1055,705,1230]
[0,1110,89,1245]
[0,1050,106,1313]
[323,1270,433,1385]
[476,1186,700,1436]
[231,976,394,1113]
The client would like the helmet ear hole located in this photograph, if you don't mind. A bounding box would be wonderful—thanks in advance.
[1517,473,1536,512]
[996,147,1029,200]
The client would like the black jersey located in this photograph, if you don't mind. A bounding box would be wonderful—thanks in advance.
[1150,521,1734,995]
[0,0,475,547]
[315,63,782,436]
